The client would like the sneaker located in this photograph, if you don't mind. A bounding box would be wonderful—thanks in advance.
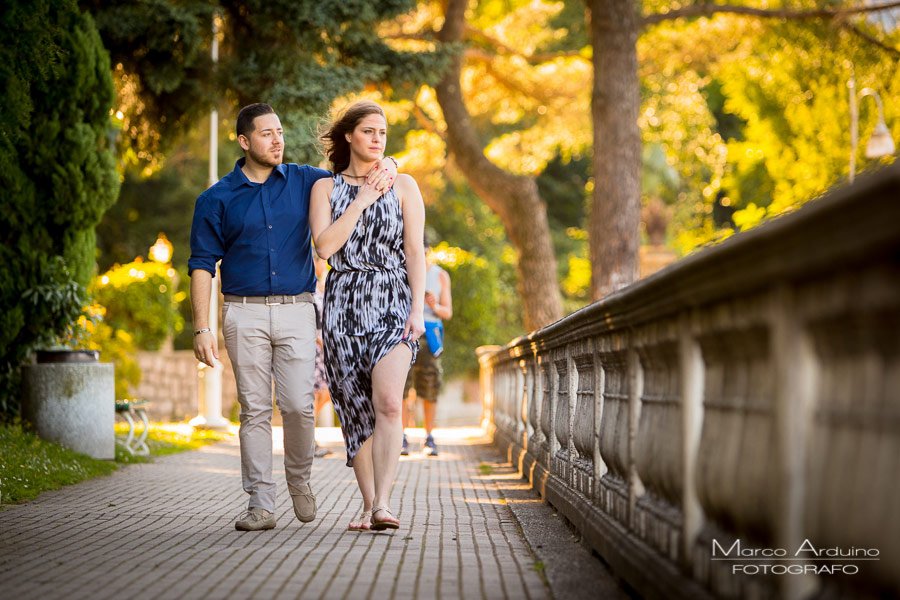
[289,483,317,523]
[235,507,276,531]
[423,434,438,457]
[400,434,409,456]
[314,445,331,458]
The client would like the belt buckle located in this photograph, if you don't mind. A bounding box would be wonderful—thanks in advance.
[265,296,281,306]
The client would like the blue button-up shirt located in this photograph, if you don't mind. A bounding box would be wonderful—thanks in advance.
[188,158,331,296]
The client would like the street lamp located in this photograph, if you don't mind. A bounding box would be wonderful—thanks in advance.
[849,75,896,184]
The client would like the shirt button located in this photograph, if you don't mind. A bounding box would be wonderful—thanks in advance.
[272,271,276,275]
[268,225,273,229]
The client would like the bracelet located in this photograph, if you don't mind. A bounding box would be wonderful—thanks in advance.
[385,156,398,168]
[193,328,211,336]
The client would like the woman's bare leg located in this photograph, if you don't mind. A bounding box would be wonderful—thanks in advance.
[352,437,375,505]
[370,344,412,515]
[349,436,376,528]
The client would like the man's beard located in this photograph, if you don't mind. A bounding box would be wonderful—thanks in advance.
[248,145,282,167]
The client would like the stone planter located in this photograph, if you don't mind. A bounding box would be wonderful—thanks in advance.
[35,349,100,363]
[22,352,115,459]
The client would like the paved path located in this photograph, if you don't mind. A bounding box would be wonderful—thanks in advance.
[0,428,552,600]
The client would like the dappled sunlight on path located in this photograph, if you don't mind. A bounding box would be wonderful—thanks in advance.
[0,425,551,600]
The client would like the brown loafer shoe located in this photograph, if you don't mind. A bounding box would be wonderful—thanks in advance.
[235,507,276,531]
[289,483,317,523]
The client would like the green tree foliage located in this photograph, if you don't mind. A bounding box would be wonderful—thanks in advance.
[0,0,119,417]
[91,260,185,352]
[81,260,185,397]
[80,0,213,166]
[536,154,592,311]
[639,13,899,253]
[430,244,512,379]
[82,0,899,372]
[85,0,450,167]
[81,0,213,162]
[718,22,899,229]
[222,1,450,164]
[422,177,524,376]
[424,182,524,342]
[426,181,523,378]
[61,303,142,400]
[96,147,209,272]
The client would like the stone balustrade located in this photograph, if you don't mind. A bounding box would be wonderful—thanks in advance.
[478,164,900,600]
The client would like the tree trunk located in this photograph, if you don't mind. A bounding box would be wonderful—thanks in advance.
[435,0,563,331]
[588,0,642,301]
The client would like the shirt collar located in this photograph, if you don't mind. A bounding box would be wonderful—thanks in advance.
[230,158,288,190]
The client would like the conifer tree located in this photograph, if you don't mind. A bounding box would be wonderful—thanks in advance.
[84,0,449,165]
[0,0,119,414]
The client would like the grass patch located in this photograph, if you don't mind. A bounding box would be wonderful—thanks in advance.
[478,462,494,475]
[0,422,117,505]
[1,422,232,504]
[114,423,231,464]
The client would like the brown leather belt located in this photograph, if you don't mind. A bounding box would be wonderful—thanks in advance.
[223,293,314,305]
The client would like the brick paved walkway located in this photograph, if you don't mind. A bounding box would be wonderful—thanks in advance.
[0,428,550,600]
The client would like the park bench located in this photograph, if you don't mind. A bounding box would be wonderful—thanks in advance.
[115,400,150,456]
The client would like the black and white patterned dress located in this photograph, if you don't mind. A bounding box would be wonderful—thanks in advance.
[322,174,418,466]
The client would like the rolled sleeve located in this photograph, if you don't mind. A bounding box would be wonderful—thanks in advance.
[188,191,225,277]
[308,166,332,181]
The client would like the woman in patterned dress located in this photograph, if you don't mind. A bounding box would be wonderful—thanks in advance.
[309,100,425,531]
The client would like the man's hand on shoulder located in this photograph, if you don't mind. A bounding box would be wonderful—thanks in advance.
[367,157,398,193]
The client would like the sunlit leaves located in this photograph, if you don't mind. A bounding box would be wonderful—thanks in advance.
[639,10,898,254]
[400,129,449,200]
[384,0,590,180]
[720,20,899,229]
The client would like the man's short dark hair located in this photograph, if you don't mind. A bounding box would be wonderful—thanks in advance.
[236,103,275,138]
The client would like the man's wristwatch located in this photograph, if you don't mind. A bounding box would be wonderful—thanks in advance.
[193,328,211,336]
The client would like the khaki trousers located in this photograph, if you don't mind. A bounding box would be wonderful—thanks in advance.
[222,300,316,512]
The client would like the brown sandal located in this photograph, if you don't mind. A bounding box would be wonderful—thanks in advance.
[370,506,399,530]
[348,509,372,531]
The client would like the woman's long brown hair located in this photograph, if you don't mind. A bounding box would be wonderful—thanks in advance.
[320,100,386,174]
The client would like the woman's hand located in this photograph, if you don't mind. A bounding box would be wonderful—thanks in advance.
[424,291,437,310]
[403,310,426,342]
[353,179,381,211]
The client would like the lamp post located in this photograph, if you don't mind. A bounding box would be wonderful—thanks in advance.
[849,74,896,184]
[190,12,228,430]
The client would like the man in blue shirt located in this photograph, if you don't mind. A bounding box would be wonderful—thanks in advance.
[189,103,397,531]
